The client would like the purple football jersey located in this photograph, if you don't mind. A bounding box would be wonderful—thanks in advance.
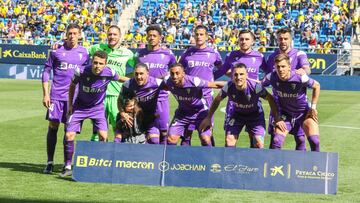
[220,79,268,116]
[136,48,176,101]
[262,71,315,115]
[72,66,119,108]
[214,50,266,80]
[165,75,209,113]
[122,76,165,114]
[42,45,89,101]
[179,46,222,97]
[265,48,310,74]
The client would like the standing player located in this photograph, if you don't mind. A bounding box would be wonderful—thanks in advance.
[200,63,285,148]
[118,63,165,144]
[265,28,311,150]
[166,63,225,146]
[42,24,89,174]
[213,29,267,80]
[88,25,136,141]
[178,25,223,146]
[61,51,129,177]
[136,25,177,144]
[262,54,320,151]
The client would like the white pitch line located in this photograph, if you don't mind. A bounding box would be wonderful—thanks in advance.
[219,107,360,130]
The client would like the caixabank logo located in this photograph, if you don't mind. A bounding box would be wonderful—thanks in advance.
[263,162,292,179]
[0,47,47,59]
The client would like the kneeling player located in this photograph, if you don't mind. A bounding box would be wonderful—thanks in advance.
[166,63,225,146]
[61,51,129,177]
[200,63,285,148]
[262,53,320,151]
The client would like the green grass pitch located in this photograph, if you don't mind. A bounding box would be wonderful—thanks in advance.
[0,79,359,202]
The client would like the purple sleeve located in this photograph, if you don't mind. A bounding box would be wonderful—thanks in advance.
[302,74,315,88]
[193,76,208,88]
[261,73,272,87]
[297,51,310,68]
[220,83,229,99]
[214,51,223,67]
[214,53,231,80]
[112,73,119,81]
[42,51,55,82]
[259,57,267,75]
[255,83,268,99]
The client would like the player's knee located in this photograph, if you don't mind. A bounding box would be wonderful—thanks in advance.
[65,132,76,141]
[225,136,237,147]
[98,131,108,142]
[49,121,60,129]
[200,135,211,146]
[167,135,179,145]
[147,134,160,144]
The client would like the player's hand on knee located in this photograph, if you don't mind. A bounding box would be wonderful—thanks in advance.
[306,109,318,123]
[43,95,50,108]
[274,119,287,132]
[199,117,212,132]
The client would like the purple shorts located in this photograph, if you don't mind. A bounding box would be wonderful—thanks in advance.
[154,99,170,131]
[224,112,266,138]
[268,111,306,137]
[168,109,211,137]
[66,105,108,133]
[46,100,68,123]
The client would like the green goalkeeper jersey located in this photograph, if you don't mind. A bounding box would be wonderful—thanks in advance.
[88,43,135,96]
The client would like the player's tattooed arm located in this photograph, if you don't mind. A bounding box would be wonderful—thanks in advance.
[118,76,131,83]
[295,65,311,75]
[117,88,134,128]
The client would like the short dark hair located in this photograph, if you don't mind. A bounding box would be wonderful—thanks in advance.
[233,63,247,70]
[274,53,290,64]
[169,62,184,70]
[66,23,81,33]
[194,25,208,34]
[238,29,255,40]
[276,27,292,36]
[146,24,162,35]
[135,62,149,71]
[107,25,121,34]
[93,51,108,60]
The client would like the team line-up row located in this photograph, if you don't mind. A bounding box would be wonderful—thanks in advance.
[41,24,320,177]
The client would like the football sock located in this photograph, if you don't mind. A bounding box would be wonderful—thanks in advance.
[148,137,159,144]
[46,127,58,162]
[114,137,122,143]
[295,135,307,151]
[307,135,320,152]
[64,140,74,167]
[272,133,285,149]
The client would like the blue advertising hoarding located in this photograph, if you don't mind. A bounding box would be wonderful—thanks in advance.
[73,141,338,194]
[0,44,49,65]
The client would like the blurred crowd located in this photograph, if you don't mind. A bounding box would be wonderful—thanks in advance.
[127,0,359,53]
[0,0,127,46]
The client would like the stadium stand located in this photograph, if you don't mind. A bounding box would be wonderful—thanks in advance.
[0,0,128,46]
[128,0,358,52]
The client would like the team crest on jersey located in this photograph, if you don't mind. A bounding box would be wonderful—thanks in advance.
[276,82,280,87]
[291,84,296,90]
[207,53,211,58]
[235,57,239,61]
[232,94,236,99]
[79,53,83,60]
[147,88,153,92]
[161,54,165,59]
[102,77,106,83]
[246,94,251,101]
[62,53,66,57]
[252,57,256,63]
[186,88,191,94]
[86,77,90,81]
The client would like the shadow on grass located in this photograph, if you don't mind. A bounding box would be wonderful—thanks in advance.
[0,162,63,174]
